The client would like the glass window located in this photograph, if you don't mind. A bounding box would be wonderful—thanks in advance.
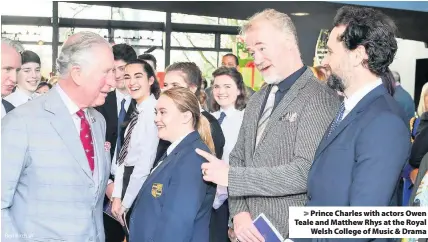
[113,30,163,47]
[1,2,53,17]
[1,25,52,42]
[220,34,237,49]
[59,28,109,42]
[172,13,218,25]
[171,32,215,48]
[58,2,111,20]
[170,50,218,79]
[218,18,247,26]
[134,48,166,72]
[23,44,53,78]
[111,8,166,22]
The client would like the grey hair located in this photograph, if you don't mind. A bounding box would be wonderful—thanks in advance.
[1,37,25,53]
[240,9,299,46]
[56,31,110,78]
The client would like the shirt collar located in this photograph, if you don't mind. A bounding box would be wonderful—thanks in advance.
[219,106,238,118]
[167,133,189,156]
[14,87,32,99]
[55,84,87,115]
[344,78,383,112]
[136,94,156,112]
[115,89,131,102]
[276,65,307,92]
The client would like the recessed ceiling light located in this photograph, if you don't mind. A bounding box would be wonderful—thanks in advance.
[291,12,310,16]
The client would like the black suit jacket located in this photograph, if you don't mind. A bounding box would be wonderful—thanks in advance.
[154,111,225,166]
[2,99,15,114]
[95,91,137,160]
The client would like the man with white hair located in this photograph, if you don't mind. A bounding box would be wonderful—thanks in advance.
[1,31,115,241]
[196,9,340,241]
[1,37,21,118]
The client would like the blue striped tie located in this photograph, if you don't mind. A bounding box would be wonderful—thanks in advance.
[116,99,127,161]
[218,112,226,125]
[117,111,139,166]
[327,102,345,138]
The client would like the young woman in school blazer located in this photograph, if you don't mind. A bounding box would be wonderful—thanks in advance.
[129,87,216,242]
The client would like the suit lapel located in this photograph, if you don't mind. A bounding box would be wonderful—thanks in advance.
[141,132,200,192]
[256,69,311,148]
[88,108,104,188]
[105,91,118,123]
[251,87,269,153]
[45,89,94,181]
[314,85,388,160]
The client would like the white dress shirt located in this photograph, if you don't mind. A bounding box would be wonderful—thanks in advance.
[110,89,132,177]
[56,84,90,133]
[151,133,189,173]
[112,94,159,209]
[1,97,6,119]
[4,87,33,108]
[342,79,382,120]
[211,107,245,209]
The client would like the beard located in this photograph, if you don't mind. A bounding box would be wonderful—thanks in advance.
[326,72,346,94]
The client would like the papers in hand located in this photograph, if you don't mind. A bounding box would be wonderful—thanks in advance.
[253,213,285,242]
[103,201,121,223]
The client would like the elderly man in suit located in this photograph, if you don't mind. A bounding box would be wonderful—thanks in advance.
[196,8,340,241]
[1,31,115,241]
[1,38,21,118]
[95,43,137,242]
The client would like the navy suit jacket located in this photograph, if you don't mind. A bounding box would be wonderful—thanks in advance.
[299,85,411,242]
[129,131,216,242]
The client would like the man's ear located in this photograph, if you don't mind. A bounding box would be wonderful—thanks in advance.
[353,45,368,67]
[70,65,83,86]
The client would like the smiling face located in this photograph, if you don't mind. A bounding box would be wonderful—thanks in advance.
[17,62,41,93]
[154,94,193,142]
[244,20,290,84]
[124,63,154,104]
[213,74,240,110]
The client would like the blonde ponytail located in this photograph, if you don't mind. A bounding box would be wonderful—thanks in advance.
[197,115,215,155]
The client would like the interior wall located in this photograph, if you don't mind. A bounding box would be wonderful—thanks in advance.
[389,38,428,98]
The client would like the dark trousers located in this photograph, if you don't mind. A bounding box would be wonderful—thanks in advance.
[103,172,126,242]
[104,211,125,242]
[122,166,135,242]
[209,200,230,242]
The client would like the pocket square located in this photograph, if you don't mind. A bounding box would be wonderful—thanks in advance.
[104,142,111,151]
[280,112,298,122]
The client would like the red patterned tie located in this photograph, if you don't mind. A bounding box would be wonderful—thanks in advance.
[76,110,95,173]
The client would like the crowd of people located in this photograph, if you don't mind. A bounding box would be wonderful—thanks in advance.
[1,5,428,242]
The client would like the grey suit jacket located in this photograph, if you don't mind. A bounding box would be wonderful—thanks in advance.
[1,88,110,242]
[228,68,340,237]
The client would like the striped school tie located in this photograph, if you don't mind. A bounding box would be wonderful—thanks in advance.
[117,111,139,166]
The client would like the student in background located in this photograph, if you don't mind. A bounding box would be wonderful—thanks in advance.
[129,87,216,242]
[210,67,247,242]
[35,82,52,95]
[111,59,160,240]
[154,62,225,166]
[5,50,42,106]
